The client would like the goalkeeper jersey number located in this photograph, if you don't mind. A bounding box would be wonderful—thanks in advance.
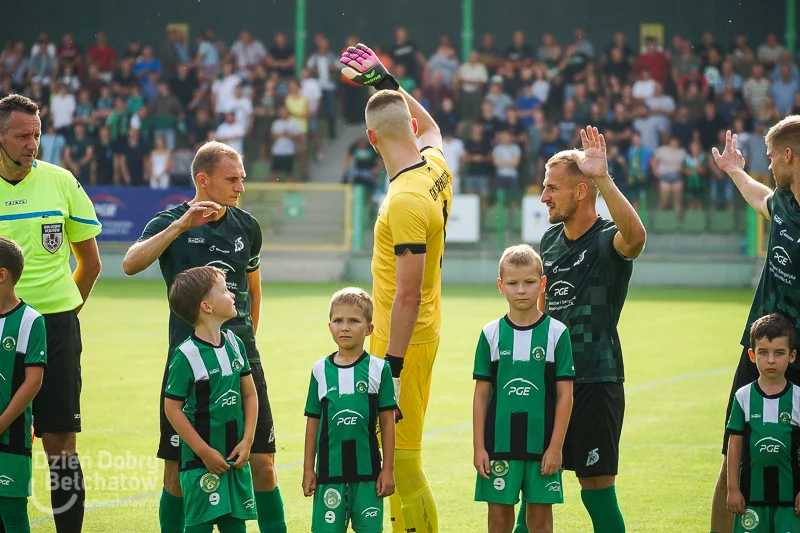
[304,352,397,483]
[164,330,252,471]
[138,204,263,362]
[726,381,800,506]
[473,315,574,461]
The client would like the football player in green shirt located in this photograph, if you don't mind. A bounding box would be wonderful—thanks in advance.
[303,288,396,533]
[0,237,47,533]
[473,244,574,533]
[726,313,800,533]
[163,266,258,533]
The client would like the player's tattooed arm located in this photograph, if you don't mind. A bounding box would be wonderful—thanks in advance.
[472,381,492,480]
[302,417,320,496]
[725,434,746,515]
[165,398,230,475]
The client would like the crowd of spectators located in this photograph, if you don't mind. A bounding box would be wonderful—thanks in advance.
[1,26,795,222]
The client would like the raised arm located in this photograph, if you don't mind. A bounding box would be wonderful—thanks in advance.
[398,87,441,151]
[712,130,772,219]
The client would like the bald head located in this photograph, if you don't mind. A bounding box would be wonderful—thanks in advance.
[365,90,415,141]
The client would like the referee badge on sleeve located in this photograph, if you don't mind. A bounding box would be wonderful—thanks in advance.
[42,223,63,254]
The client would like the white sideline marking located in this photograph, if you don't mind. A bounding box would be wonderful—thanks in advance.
[30,365,734,526]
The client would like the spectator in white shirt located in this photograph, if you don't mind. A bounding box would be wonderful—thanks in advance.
[211,62,241,115]
[270,106,302,182]
[229,30,267,73]
[757,32,785,68]
[441,131,466,193]
[215,111,246,156]
[632,68,656,101]
[306,37,339,140]
[230,84,253,131]
[49,82,76,134]
[458,51,488,120]
[31,33,56,59]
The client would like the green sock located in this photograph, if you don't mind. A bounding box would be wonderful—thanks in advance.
[255,487,287,533]
[513,503,529,533]
[581,487,625,533]
[159,488,185,533]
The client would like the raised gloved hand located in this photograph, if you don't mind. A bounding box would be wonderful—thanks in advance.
[340,43,400,91]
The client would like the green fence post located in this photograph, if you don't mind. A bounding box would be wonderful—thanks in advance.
[747,209,758,257]
[461,0,474,63]
[295,0,307,78]
[788,0,797,55]
[352,185,364,252]
[496,189,506,254]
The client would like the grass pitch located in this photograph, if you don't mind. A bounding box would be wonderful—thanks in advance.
[27,280,752,532]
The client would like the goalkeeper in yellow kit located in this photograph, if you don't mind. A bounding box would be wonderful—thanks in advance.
[341,44,453,533]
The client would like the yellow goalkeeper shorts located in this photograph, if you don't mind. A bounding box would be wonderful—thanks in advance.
[370,336,440,450]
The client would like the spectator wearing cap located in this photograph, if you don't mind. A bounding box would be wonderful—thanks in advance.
[635,37,670,85]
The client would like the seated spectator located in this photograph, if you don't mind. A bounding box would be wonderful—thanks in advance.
[669,105,695,149]
[573,83,591,122]
[434,97,460,136]
[266,32,296,80]
[55,64,80,92]
[428,44,459,88]
[632,103,666,152]
[679,82,707,122]
[652,136,687,221]
[758,94,783,129]
[343,136,382,202]
[147,134,172,189]
[770,49,800,84]
[270,106,301,182]
[632,68,656,101]
[216,111,246,157]
[678,66,709,98]
[703,48,724,93]
[715,84,746,126]
[94,85,115,122]
[757,32,784,69]
[603,46,631,87]
[536,33,562,70]
[572,27,595,59]
[672,39,701,86]
[516,83,541,129]
[605,30,635,66]
[496,60,521,98]
[143,71,161,103]
[477,32,502,74]
[683,140,707,210]
[464,123,494,212]
[229,30,267,73]
[29,44,57,85]
[635,37,670,85]
[56,33,81,70]
[459,51,489,120]
[625,131,652,209]
[211,62,241,115]
[603,102,633,152]
[62,123,93,184]
[717,59,743,94]
[423,71,454,113]
[87,31,117,81]
[484,76,513,121]
[39,121,66,167]
[117,128,147,186]
[49,82,75,136]
[106,96,131,145]
[492,129,522,206]
[133,46,162,84]
[771,65,799,115]
[743,64,771,117]
[646,82,675,124]
[92,125,115,185]
[697,102,727,151]
[531,63,551,104]
[441,130,465,193]
[557,99,581,146]
[73,89,95,134]
[708,129,735,211]
[112,58,138,96]
[505,30,534,73]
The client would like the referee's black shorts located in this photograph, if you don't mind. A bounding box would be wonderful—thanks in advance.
[562,382,625,478]
[33,310,83,437]
[157,360,277,460]
[721,345,800,454]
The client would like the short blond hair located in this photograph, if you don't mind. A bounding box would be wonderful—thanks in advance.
[191,140,242,180]
[545,150,599,197]
[765,115,800,152]
[499,244,543,278]
[365,90,414,139]
[329,287,373,323]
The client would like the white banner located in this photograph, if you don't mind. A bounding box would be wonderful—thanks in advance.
[446,194,480,243]
[521,195,612,243]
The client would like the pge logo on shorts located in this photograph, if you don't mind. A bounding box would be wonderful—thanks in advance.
[361,506,380,518]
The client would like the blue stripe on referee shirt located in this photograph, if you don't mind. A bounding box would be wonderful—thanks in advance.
[0,210,63,222]
[69,215,101,226]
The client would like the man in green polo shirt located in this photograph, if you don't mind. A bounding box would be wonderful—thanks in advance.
[0,94,102,532]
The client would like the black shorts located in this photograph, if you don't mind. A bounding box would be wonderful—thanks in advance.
[721,346,800,454]
[33,311,82,437]
[562,382,625,477]
[271,155,294,173]
[157,360,276,460]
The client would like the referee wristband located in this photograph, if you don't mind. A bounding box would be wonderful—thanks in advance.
[385,354,404,378]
